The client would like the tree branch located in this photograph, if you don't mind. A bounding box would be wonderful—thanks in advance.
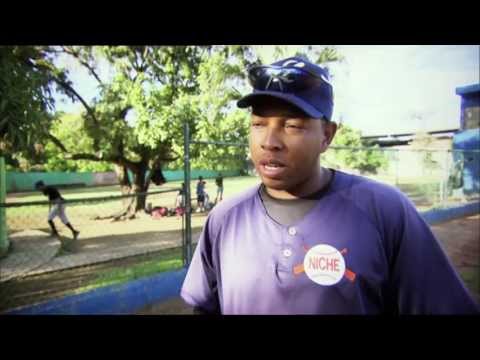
[66,152,139,171]
[25,59,100,131]
[61,46,104,85]
[47,134,68,153]
[53,76,99,126]
[158,154,181,162]
[68,153,103,161]
[48,132,143,174]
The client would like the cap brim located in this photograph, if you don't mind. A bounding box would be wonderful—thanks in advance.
[237,91,326,120]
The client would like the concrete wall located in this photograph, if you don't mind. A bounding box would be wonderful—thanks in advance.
[7,169,243,193]
[6,172,95,193]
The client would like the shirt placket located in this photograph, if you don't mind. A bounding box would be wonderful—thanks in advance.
[278,225,302,271]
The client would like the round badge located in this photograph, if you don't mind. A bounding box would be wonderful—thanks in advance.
[303,244,346,286]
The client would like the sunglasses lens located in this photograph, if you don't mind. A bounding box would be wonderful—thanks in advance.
[248,66,321,92]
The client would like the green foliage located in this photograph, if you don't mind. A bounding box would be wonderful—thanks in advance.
[0,46,56,157]
[44,113,113,172]
[75,247,184,294]
[4,45,350,182]
[253,45,344,67]
[186,50,251,171]
[323,124,389,174]
[132,47,257,172]
[87,46,216,168]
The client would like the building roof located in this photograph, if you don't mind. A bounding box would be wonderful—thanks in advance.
[455,84,480,96]
[362,128,459,147]
[362,128,459,140]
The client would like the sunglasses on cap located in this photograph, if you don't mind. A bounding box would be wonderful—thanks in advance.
[248,65,324,93]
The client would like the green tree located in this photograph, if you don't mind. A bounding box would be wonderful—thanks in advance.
[43,113,114,172]
[179,45,345,173]
[323,123,389,174]
[3,46,260,218]
[0,46,56,161]
[253,45,344,67]
[164,47,255,172]
[4,45,349,217]
[45,46,213,217]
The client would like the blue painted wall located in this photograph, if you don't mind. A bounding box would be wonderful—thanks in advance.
[453,129,480,195]
[6,268,187,315]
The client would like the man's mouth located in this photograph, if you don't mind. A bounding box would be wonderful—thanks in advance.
[259,159,287,178]
[260,159,286,167]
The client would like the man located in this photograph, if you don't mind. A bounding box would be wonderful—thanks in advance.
[215,173,224,204]
[35,181,79,240]
[181,56,479,314]
[196,176,206,212]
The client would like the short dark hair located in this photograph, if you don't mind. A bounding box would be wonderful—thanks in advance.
[35,180,45,188]
[199,176,203,180]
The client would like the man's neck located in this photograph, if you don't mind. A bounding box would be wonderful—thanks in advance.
[264,167,332,200]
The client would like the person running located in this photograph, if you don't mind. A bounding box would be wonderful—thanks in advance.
[35,181,79,240]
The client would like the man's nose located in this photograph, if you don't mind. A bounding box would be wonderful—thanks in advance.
[261,127,284,151]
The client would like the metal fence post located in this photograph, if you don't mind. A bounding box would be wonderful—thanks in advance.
[0,157,9,258]
[183,121,193,266]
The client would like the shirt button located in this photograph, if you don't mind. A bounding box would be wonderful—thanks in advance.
[283,248,292,257]
[288,227,297,236]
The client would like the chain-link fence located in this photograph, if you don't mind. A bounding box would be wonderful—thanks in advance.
[0,186,186,311]
[324,147,480,211]
[184,141,480,215]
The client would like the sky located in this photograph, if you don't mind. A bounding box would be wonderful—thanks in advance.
[55,45,479,136]
[330,45,479,135]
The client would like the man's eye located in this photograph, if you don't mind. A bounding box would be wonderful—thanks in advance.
[286,124,302,129]
[252,122,264,128]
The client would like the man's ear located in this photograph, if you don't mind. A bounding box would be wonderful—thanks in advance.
[321,121,337,148]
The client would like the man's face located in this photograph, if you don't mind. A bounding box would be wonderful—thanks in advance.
[249,99,336,195]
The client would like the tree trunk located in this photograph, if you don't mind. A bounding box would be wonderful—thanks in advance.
[116,165,136,218]
[132,164,148,213]
[94,163,158,221]
[93,164,137,221]
[115,164,132,195]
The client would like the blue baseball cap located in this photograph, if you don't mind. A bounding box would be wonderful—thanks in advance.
[237,56,334,121]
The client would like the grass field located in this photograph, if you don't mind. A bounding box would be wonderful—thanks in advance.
[5,172,446,209]
[6,176,261,202]
[5,176,262,234]
[5,172,469,239]
[70,246,186,295]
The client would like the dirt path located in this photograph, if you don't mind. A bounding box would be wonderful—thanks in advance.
[430,214,479,303]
